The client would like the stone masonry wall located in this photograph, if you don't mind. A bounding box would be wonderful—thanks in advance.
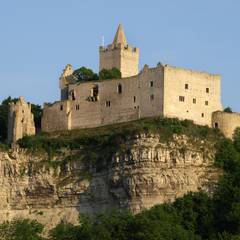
[42,66,165,132]
[163,65,222,126]
[8,97,35,143]
[212,111,240,138]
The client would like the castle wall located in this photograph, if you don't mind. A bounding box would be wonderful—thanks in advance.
[163,65,222,126]
[41,101,71,132]
[42,64,224,133]
[42,66,166,132]
[98,76,139,124]
[212,111,240,139]
[139,65,164,118]
[69,76,140,128]
[8,97,35,144]
[69,83,102,129]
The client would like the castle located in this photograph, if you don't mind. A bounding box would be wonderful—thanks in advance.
[8,25,240,143]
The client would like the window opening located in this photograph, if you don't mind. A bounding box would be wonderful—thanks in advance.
[179,96,185,102]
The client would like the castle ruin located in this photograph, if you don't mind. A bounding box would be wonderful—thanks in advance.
[8,97,35,144]
[7,24,240,141]
[41,24,224,132]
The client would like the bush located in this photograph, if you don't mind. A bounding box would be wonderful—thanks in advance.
[73,67,98,82]
[0,219,44,240]
[224,107,233,113]
[99,68,121,80]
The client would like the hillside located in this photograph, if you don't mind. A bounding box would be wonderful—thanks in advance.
[0,117,224,235]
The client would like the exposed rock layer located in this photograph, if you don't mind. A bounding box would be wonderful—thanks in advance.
[0,134,219,231]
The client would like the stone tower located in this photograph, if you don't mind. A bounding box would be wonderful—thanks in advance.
[99,24,139,78]
[59,64,74,100]
[8,97,36,144]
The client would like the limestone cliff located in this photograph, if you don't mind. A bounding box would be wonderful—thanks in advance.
[0,133,220,232]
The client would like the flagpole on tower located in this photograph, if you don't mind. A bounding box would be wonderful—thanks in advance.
[102,35,105,47]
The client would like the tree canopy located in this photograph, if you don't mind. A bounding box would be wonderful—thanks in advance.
[0,97,18,142]
[72,66,122,82]
[99,67,121,80]
[73,67,98,82]
[224,107,233,113]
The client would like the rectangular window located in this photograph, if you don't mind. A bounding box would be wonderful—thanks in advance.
[206,88,209,93]
[185,84,189,90]
[201,113,204,118]
[193,98,196,104]
[179,96,185,102]
[133,96,136,103]
[150,94,154,101]
[60,105,63,111]
[150,81,153,87]
[105,101,111,107]
[205,101,208,106]
[76,104,80,110]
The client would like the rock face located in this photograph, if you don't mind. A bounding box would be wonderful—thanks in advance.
[0,134,219,232]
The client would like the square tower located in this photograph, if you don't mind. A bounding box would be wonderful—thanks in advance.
[99,24,139,78]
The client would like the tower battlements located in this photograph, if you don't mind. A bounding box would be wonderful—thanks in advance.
[99,24,139,78]
[99,43,139,53]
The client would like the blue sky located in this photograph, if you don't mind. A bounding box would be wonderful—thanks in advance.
[0,0,239,111]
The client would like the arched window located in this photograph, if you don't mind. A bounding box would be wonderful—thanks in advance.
[214,122,219,128]
[117,84,122,94]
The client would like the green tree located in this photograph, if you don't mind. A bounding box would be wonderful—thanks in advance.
[99,68,121,80]
[233,128,240,153]
[0,97,18,142]
[73,67,98,82]
[224,107,233,113]
[0,219,44,240]
[49,223,79,240]
[31,104,42,131]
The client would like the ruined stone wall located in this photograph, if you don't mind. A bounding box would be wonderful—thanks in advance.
[42,66,166,132]
[212,111,240,138]
[98,76,139,124]
[67,76,140,129]
[139,64,164,118]
[163,65,222,126]
[41,101,71,132]
[99,43,139,78]
[68,83,102,129]
[8,97,35,143]
[42,64,224,133]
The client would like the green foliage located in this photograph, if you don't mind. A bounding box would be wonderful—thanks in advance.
[31,104,43,130]
[73,67,98,82]
[18,117,221,153]
[0,97,18,143]
[5,116,240,240]
[49,223,79,240]
[99,68,121,80]
[224,107,233,113]
[2,126,240,239]
[0,219,44,240]
[233,128,240,152]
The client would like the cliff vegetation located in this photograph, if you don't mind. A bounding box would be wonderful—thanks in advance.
[0,127,240,240]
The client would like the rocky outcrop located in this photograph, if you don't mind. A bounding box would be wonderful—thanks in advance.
[0,134,220,232]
